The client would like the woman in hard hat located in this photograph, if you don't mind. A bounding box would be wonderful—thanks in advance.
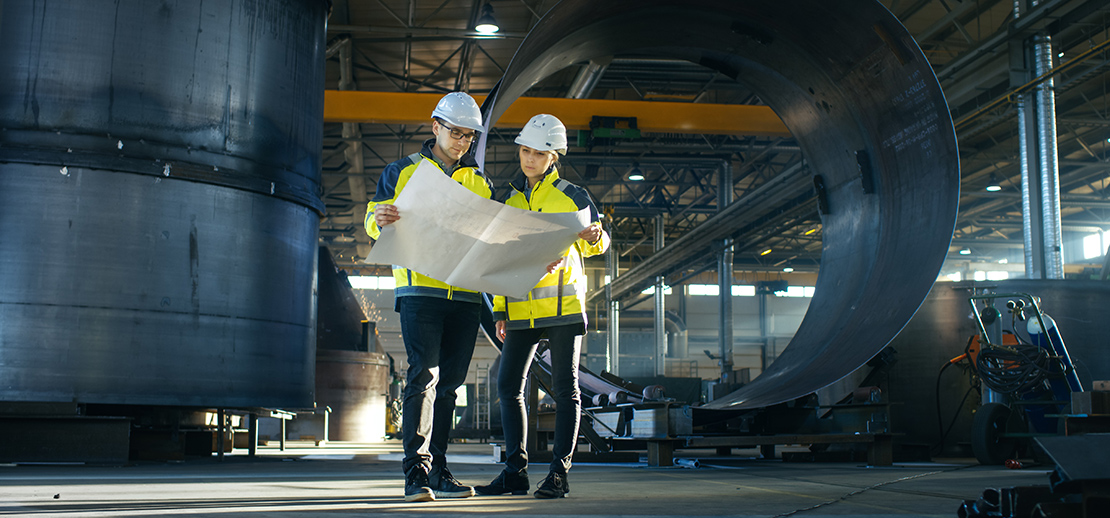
[476,114,609,499]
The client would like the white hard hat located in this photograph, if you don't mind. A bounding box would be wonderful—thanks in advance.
[431,92,484,133]
[515,114,568,155]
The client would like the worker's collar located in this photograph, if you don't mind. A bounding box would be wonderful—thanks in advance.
[510,165,559,193]
[420,138,479,173]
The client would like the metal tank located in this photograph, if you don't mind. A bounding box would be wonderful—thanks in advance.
[0,0,328,408]
[479,0,960,410]
[315,247,390,442]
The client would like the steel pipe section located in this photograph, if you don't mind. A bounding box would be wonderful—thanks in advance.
[0,0,328,408]
[480,0,959,409]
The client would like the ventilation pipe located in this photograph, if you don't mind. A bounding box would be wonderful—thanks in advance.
[565,57,612,99]
[1034,35,1064,279]
[1016,1,1064,279]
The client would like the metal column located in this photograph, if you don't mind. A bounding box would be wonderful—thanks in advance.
[337,38,372,259]
[758,290,770,371]
[654,214,667,376]
[606,237,620,375]
[717,162,735,384]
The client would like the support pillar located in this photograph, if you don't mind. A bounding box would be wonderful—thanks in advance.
[717,162,735,384]
[654,213,666,376]
[606,241,620,375]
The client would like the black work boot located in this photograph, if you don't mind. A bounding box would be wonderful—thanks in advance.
[428,464,475,498]
[404,465,435,502]
[534,470,570,499]
[475,468,529,496]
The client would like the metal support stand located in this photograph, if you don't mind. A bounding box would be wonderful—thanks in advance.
[248,413,258,457]
[216,408,225,461]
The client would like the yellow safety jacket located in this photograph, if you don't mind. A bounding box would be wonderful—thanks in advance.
[365,139,494,305]
[492,167,609,330]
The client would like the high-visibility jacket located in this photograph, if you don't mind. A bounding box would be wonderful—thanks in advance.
[492,167,609,330]
[365,139,494,305]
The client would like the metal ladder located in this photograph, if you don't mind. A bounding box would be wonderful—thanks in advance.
[474,363,492,434]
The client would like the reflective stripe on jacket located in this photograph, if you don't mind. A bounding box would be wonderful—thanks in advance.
[492,167,609,329]
[364,139,493,304]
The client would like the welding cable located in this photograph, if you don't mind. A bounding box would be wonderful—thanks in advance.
[976,342,1057,396]
[931,342,980,456]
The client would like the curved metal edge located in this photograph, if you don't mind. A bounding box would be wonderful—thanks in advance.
[480,0,960,411]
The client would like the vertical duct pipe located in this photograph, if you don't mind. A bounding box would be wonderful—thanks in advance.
[1015,0,1039,278]
[1019,91,1042,277]
[1034,35,1064,279]
[1015,0,1063,280]
[654,214,666,376]
[717,162,735,384]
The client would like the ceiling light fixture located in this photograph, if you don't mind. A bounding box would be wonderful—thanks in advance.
[627,162,644,181]
[959,248,971,255]
[760,248,772,256]
[986,172,1001,192]
[783,266,794,273]
[474,4,500,34]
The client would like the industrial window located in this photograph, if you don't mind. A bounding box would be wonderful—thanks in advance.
[347,275,395,290]
[731,285,756,297]
[778,286,817,298]
[1083,232,1106,259]
[972,271,1009,281]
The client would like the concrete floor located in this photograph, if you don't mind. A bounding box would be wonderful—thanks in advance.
[0,441,1051,517]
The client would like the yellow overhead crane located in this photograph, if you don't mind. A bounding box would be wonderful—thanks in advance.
[323,90,791,137]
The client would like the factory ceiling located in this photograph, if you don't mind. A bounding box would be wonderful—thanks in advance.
[319,0,1110,296]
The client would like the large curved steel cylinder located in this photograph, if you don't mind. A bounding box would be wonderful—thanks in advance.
[482,0,959,409]
[0,0,328,408]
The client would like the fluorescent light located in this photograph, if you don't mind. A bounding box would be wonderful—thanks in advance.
[628,173,645,181]
[959,248,971,255]
[782,266,794,272]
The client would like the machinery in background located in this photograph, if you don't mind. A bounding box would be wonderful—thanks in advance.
[966,292,1085,465]
[959,434,1109,518]
[505,337,897,468]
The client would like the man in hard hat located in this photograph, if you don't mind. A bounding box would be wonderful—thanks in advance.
[365,92,492,503]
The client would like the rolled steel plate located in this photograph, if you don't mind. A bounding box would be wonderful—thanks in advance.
[0,0,327,209]
[479,0,959,409]
[0,0,327,408]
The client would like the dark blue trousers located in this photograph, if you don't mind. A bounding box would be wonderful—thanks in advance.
[397,296,479,475]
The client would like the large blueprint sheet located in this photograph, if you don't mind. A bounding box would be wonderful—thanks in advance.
[365,161,590,298]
